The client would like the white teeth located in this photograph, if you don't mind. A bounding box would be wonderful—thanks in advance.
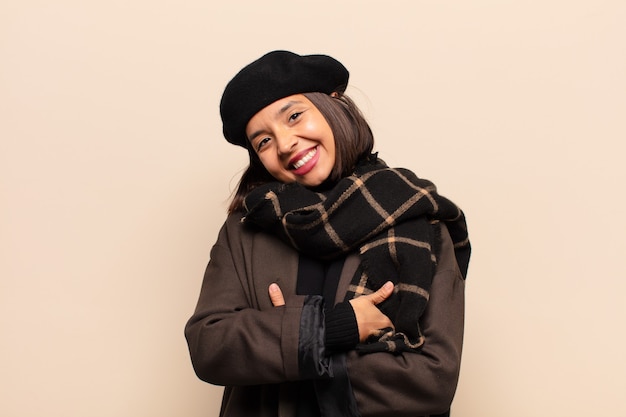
[292,148,317,169]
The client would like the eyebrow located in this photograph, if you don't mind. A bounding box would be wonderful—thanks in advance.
[278,100,301,115]
[247,100,303,142]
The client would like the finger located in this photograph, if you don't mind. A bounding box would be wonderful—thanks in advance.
[368,281,394,305]
[269,283,285,307]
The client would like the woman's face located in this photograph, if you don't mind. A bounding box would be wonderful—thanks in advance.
[246,94,336,187]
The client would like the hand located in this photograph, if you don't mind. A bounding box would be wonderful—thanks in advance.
[268,283,285,307]
[349,281,395,342]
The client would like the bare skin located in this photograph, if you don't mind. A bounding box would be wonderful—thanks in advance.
[269,281,395,343]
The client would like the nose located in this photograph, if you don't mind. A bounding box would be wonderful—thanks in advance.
[276,131,297,156]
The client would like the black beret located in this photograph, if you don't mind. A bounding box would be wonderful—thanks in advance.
[219,50,349,147]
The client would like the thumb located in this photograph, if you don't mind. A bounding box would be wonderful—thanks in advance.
[368,281,394,305]
[269,283,285,307]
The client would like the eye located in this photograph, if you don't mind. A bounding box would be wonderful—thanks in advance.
[256,137,270,151]
[288,111,302,122]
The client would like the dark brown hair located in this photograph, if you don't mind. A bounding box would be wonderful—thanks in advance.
[227,92,375,213]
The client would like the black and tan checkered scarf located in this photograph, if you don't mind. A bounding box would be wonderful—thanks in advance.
[243,155,470,354]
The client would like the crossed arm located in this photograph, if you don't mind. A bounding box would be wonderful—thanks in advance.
[268,281,395,343]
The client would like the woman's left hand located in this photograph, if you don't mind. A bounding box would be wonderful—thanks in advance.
[268,282,285,306]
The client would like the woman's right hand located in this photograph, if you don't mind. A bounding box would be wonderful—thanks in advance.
[269,280,395,343]
[349,281,395,342]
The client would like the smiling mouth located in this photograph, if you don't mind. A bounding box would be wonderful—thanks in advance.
[290,147,317,170]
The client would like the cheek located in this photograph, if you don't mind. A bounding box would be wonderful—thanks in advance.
[260,158,278,173]
[327,134,336,159]
[259,156,291,181]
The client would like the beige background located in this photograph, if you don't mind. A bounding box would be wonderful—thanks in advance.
[2,1,625,416]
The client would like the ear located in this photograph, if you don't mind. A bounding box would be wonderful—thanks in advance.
[330,91,340,98]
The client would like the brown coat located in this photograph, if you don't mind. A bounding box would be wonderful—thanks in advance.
[185,213,466,417]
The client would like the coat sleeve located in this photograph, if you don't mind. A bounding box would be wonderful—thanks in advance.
[346,224,466,417]
[184,214,309,387]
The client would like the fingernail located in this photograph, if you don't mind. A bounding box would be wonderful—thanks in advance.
[383,281,393,290]
[269,283,279,293]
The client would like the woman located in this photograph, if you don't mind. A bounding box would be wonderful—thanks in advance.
[185,50,470,417]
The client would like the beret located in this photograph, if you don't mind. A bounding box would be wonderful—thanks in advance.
[219,50,349,147]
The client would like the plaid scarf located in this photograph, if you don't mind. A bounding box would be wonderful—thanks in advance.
[243,156,470,354]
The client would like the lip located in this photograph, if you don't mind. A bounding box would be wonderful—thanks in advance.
[289,146,319,176]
